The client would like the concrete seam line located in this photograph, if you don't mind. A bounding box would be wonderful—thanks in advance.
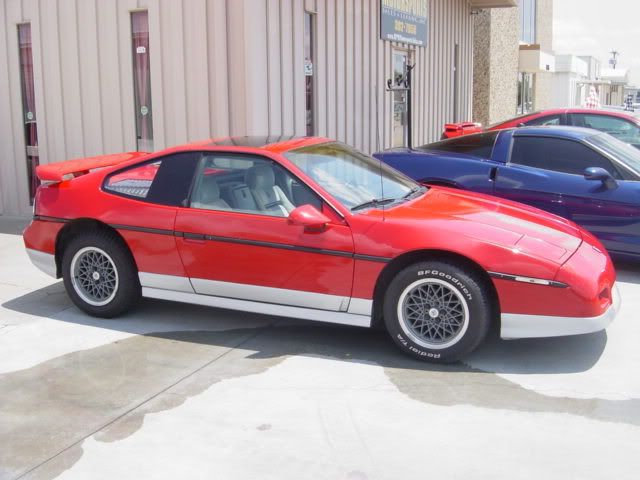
[12,321,278,480]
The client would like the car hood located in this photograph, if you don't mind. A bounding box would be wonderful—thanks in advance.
[379,186,584,264]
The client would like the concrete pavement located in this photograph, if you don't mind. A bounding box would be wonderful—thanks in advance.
[1,218,639,480]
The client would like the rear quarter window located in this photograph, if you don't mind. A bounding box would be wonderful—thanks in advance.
[104,152,200,206]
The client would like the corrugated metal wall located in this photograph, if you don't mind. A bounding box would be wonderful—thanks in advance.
[0,0,473,216]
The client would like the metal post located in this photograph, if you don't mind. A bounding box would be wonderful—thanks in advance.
[406,64,414,149]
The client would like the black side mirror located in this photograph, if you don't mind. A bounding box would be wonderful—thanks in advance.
[583,167,617,189]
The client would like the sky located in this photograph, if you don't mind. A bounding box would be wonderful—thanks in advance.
[553,0,640,85]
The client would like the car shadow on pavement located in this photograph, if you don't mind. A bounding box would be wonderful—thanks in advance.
[0,216,29,235]
[2,282,608,376]
[614,260,640,284]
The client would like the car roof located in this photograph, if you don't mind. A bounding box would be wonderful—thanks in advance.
[185,135,332,153]
[563,108,639,120]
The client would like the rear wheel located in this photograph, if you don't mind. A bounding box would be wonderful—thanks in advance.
[62,229,140,318]
[383,261,492,363]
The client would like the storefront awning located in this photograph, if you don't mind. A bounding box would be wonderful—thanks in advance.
[519,45,555,73]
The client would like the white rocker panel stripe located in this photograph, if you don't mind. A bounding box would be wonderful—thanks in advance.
[190,277,349,312]
[26,248,57,278]
[138,272,194,293]
[142,287,371,328]
[138,272,373,327]
[501,283,620,339]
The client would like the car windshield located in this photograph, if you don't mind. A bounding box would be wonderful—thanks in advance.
[586,133,640,177]
[284,142,421,211]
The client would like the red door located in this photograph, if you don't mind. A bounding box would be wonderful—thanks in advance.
[174,154,355,311]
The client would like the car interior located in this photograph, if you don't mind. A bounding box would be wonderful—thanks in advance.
[190,156,322,217]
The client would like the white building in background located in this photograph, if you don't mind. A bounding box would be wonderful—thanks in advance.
[600,68,630,106]
[552,54,588,107]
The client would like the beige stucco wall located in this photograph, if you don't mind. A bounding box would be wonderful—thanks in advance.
[472,6,519,126]
[0,0,474,216]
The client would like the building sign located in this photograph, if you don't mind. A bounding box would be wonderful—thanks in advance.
[380,0,428,46]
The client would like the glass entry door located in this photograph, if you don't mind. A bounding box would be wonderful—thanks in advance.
[131,11,153,152]
[517,72,534,115]
[18,23,39,204]
[392,51,409,148]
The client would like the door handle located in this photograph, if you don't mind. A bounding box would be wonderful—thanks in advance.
[489,167,498,182]
[183,232,206,243]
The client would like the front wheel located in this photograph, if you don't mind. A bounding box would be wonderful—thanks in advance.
[62,229,140,318]
[383,261,492,363]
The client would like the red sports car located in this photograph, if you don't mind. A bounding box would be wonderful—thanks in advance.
[23,136,619,362]
[443,109,640,148]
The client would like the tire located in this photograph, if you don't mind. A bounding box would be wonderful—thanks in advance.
[383,261,492,363]
[62,229,140,318]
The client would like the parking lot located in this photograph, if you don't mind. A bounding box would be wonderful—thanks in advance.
[1,216,639,480]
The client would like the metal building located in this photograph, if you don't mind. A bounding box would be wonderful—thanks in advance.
[0,0,513,216]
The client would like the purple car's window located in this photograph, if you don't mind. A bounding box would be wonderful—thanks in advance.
[510,136,624,179]
[586,134,640,180]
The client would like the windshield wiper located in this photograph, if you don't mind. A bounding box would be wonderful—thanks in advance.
[402,185,426,200]
[351,198,396,212]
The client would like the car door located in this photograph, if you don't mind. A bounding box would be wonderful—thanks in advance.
[568,113,640,149]
[493,134,640,256]
[174,152,355,312]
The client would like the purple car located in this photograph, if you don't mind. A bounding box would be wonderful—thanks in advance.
[375,126,640,261]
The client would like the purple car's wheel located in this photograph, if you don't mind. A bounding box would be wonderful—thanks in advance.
[383,260,492,363]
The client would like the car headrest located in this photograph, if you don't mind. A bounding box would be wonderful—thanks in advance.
[245,164,275,190]
[198,175,221,203]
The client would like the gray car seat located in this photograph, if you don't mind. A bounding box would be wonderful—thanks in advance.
[245,164,295,216]
[191,175,231,211]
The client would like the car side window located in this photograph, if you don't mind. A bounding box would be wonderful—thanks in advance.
[569,114,640,144]
[510,137,623,179]
[524,114,561,126]
[104,152,200,206]
[189,154,322,217]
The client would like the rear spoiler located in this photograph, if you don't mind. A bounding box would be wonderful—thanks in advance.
[36,151,149,183]
[443,122,483,136]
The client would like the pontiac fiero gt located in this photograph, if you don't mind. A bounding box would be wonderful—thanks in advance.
[23,136,619,362]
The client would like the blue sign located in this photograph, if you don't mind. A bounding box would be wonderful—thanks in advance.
[380,0,428,47]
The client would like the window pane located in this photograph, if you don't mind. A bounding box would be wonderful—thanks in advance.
[519,0,536,44]
[511,137,621,178]
[570,114,640,144]
[525,114,561,126]
[131,11,153,151]
[285,142,415,209]
[304,12,315,136]
[190,155,320,217]
[105,153,199,205]
[106,161,161,198]
[18,23,39,204]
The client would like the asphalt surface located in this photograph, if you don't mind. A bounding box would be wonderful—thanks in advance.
[1,216,639,480]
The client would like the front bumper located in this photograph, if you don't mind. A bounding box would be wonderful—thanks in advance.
[501,283,620,339]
